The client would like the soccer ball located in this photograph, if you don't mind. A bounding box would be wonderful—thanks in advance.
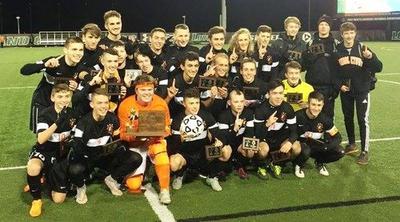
[180,115,205,138]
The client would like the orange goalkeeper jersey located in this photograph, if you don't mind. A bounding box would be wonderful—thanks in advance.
[118,94,171,143]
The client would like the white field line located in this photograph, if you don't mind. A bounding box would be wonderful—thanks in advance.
[143,183,176,222]
[379,79,400,85]
[0,86,36,90]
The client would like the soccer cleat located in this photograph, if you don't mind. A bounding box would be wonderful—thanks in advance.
[104,175,123,196]
[344,144,359,155]
[159,189,171,205]
[294,165,305,178]
[269,163,283,179]
[316,163,330,176]
[206,177,222,191]
[236,167,249,180]
[76,185,88,204]
[29,199,42,217]
[257,167,269,180]
[357,151,369,165]
[172,176,183,190]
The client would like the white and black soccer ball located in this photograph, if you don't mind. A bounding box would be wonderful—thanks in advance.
[180,115,205,138]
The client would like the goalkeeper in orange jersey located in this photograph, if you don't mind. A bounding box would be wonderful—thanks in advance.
[118,74,172,204]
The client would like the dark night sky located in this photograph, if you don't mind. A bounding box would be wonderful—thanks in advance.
[0,0,337,34]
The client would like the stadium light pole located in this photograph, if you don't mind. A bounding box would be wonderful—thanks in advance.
[182,15,186,24]
[308,0,311,31]
[16,16,20,34]
[221,0,227,29]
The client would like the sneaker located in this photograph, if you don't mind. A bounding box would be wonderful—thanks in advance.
[269,163,283,179]
[172,176,183,190]
[159,189,171,205]
[104,175,123,196]
[29,199,42,217]
[345,144,359,155]
[294,165,305,178]
[236,167,249,179]
[316,163,330,176]
[257,167,269,180]
[76,185,88,204]
[206,177,222,191]
[357,151,369,165]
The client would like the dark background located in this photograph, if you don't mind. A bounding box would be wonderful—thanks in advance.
[0,0,375,34]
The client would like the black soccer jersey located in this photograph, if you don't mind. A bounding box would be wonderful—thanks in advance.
[36,106,77,153]
[73,112,119,159]
[79,47,102,73]
[217,108,254,146]
[170,109,220,153]
[252,45,280,83]
[164,44,199,74]
[98,36,137,56]
[254,100,297,143]
[20,55,83,107]
[137,43,167,69]
[198,44,227,74]
[295,108,335,141]
[230,76,267,108]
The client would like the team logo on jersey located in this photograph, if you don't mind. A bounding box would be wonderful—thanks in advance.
[266,55,273,65]
[280,112,287,122]
[107,124,114,135]
[129,108,138,120]
[69,118,76,128]
[317,123,324,133]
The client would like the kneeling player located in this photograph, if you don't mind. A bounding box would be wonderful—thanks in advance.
[169,88,229,191]
[296,91,345,176]
[218,89,255,179]
[26,84,77,217]
[69,88,142,204]
[254,79,310,179]
[118,75,172,204]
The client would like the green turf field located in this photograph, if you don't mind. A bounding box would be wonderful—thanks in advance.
[0,42,399,221]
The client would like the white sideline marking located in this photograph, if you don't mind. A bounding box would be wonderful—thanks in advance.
[0,165,26,171]
[143,183,176,222]
[342,136,400,144]
[379,80,400,85]
[379,72,400,76]
[0,86,35,90]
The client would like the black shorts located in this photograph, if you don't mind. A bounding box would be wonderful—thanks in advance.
[178,140,208,170]
[29,146,57,171]
[47,159,69,193]
[263,135,289,151]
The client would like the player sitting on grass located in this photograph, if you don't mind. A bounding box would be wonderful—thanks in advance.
[26,83,77,217]
[169,88,229,191]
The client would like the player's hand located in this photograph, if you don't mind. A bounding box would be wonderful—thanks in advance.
[210,86,218,98]
[298,100,308,109]
[167,79,178,98]
[124,72,133,87]
[229,47,239,64]
[68,80,78,91]
[304,131,313,138]
[214,138,223,147]
[265,111,278,128]
[98,44,107,50]
[203,65,216,77]
[218,87,228,98]
[233,112,244,132]
[89,71,103,86]
[259,45,267,59]
[280,141,292,153]
[205,47,215,64]
[45,55,63,68]
[340,85,350,92]
[362,45,373,59]
[55,107,69,127]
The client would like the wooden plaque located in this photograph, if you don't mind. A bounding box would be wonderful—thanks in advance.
[106,82,123,96]
[270,150,290,163]
[215,77,228,88]
[198,76,217,89]
[125,69,142,81]
[128,110,166,137]
[242,137,260,151]
[243,86,259,100]
[286,93,303,104]
[309,43,325,55]
[205,145,222,159]
[101,139,121,156]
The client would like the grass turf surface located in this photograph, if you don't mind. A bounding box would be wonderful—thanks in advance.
[0,42,399,221]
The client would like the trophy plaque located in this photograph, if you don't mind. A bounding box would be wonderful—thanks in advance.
[242,137,260,151]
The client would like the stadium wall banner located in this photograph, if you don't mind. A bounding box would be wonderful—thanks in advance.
[392,31,400,40]
[2,34,40,47]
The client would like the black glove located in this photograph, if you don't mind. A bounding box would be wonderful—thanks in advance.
[55,107,69,127]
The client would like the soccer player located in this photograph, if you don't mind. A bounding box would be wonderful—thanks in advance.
[230,58,267,109]
[335,22,383,164]
[138,27,168,68]
[78,23,102,80]
[164,24,199,74]
[218,89,254,179]
[165,51,201,117]
[26,84,77,217]
[118,75,172,204]
[253,25,279,83]
[227,28,254,77]
[296,91,345,176]
[303,15,340,121]
[134,50,169,98]
[98,10,137,58]
[20,36,83,132]
[282,61,314,112]
[69,88,143,204]
[254,79,310,179]
[169,88,228,191]
[198,26,227,74]
[200,53,229,118]
[272,16,308,78]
